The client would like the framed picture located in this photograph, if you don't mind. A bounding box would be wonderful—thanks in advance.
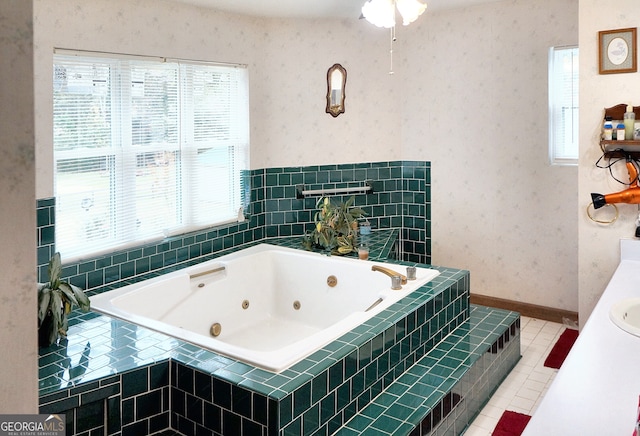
[599,27,637,74]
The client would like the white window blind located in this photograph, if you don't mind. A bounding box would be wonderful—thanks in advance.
[53,52,249,260]
[549,46,579,165]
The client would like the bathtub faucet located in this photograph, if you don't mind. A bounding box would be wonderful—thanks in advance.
[371,265,407,290]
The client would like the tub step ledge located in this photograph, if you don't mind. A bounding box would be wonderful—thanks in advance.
[335,305,521,436]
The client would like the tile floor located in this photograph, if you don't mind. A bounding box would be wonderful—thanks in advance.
[463,316,567,435]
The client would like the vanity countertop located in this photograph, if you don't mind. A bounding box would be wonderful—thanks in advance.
[523,239,640,435]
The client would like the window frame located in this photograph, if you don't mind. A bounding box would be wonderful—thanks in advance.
[548,45,579,166]
[52,50,250,261]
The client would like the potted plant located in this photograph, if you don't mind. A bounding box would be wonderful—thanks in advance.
[37,252,91,347]
[302,196,366,255]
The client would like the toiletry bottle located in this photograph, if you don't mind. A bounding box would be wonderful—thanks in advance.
[625,105,636,140]
[604,117,613,140]
[617,123,626,141]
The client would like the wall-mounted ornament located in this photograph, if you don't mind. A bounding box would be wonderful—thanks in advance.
[598,27,637,74]
[325,63,347,117]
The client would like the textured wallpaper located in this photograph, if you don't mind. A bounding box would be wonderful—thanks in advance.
[254,17,402,169]
[401,0,579,311]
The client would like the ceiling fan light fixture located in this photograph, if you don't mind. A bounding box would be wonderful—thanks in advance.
[395,0,427,25]
[361,0,427,28]
[361,0,396,28]
[361,0,427,74]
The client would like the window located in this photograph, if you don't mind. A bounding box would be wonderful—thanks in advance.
[53,51,250,260]
[548,46,579,165]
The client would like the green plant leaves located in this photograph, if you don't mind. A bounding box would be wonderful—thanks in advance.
[58,282,79,308]
[48,252,62,290]
[37,285,51,325]
[302,196,366,255]
[72,284,91,312]
[58,282,90,312]
[37,252,91,346]
[50,291,64,332]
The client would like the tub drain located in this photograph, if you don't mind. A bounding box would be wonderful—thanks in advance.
[210,323,222,337]
[242,300,250,309]
[293,300,301,310]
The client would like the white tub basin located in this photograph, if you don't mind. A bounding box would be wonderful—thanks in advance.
[91,243,440,372]
[609,297,640,338]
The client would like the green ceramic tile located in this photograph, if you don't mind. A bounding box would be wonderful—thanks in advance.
[336,382,351,410]
[283,416,301,436]
[370,414,404,433]
[302,403,319,434]
[395,391,425,410]
[374,392,399,408]
[333,427,361,436]
[320,391,336,423]
[360,403,386,420]
[387,403,415,422]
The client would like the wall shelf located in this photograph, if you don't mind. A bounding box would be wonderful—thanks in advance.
[601,141,640,158]
[600,104,640,158]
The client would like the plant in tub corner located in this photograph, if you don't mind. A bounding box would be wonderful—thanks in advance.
[302,196,366,255]
[37,252,90,347]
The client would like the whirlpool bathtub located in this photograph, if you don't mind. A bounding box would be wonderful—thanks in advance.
[90,244,440,372]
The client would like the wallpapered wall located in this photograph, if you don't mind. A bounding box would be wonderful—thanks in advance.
[33,0,401,195]
[33,0,579,315]
[403,0,579,312]
[578,0,640,327]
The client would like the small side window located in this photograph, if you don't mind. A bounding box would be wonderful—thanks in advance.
[549,46,579,165]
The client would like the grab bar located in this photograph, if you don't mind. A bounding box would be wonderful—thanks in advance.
[189,266,225,279]
[296,181,373,198]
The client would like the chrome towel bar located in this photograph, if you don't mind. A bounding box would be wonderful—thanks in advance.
[296,181,373,198]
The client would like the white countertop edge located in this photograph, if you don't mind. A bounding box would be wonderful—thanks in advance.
[523,239,640,435]
[622,237,640,262]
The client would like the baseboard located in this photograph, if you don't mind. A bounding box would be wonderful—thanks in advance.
[470,293,578,325]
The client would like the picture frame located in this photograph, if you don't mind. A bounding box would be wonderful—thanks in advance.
[599,27,637,74]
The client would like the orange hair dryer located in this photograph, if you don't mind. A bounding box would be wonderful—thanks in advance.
[591,159,640,209]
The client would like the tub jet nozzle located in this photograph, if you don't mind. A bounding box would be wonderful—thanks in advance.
[210,323,222,337]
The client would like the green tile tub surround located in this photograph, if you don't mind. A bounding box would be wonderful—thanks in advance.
[37,302,519,436]
[38,244,468,435]
[262,161,430,264]
[336,306,521,435]
[36,160,431,287]
[35,159,435,434]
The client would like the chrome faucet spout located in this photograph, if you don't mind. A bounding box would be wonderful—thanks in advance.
[371,265,407,287]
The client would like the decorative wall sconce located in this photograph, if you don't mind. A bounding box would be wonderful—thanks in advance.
[325,63,347,117]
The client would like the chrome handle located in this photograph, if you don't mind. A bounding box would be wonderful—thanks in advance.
[190,266,225,279]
